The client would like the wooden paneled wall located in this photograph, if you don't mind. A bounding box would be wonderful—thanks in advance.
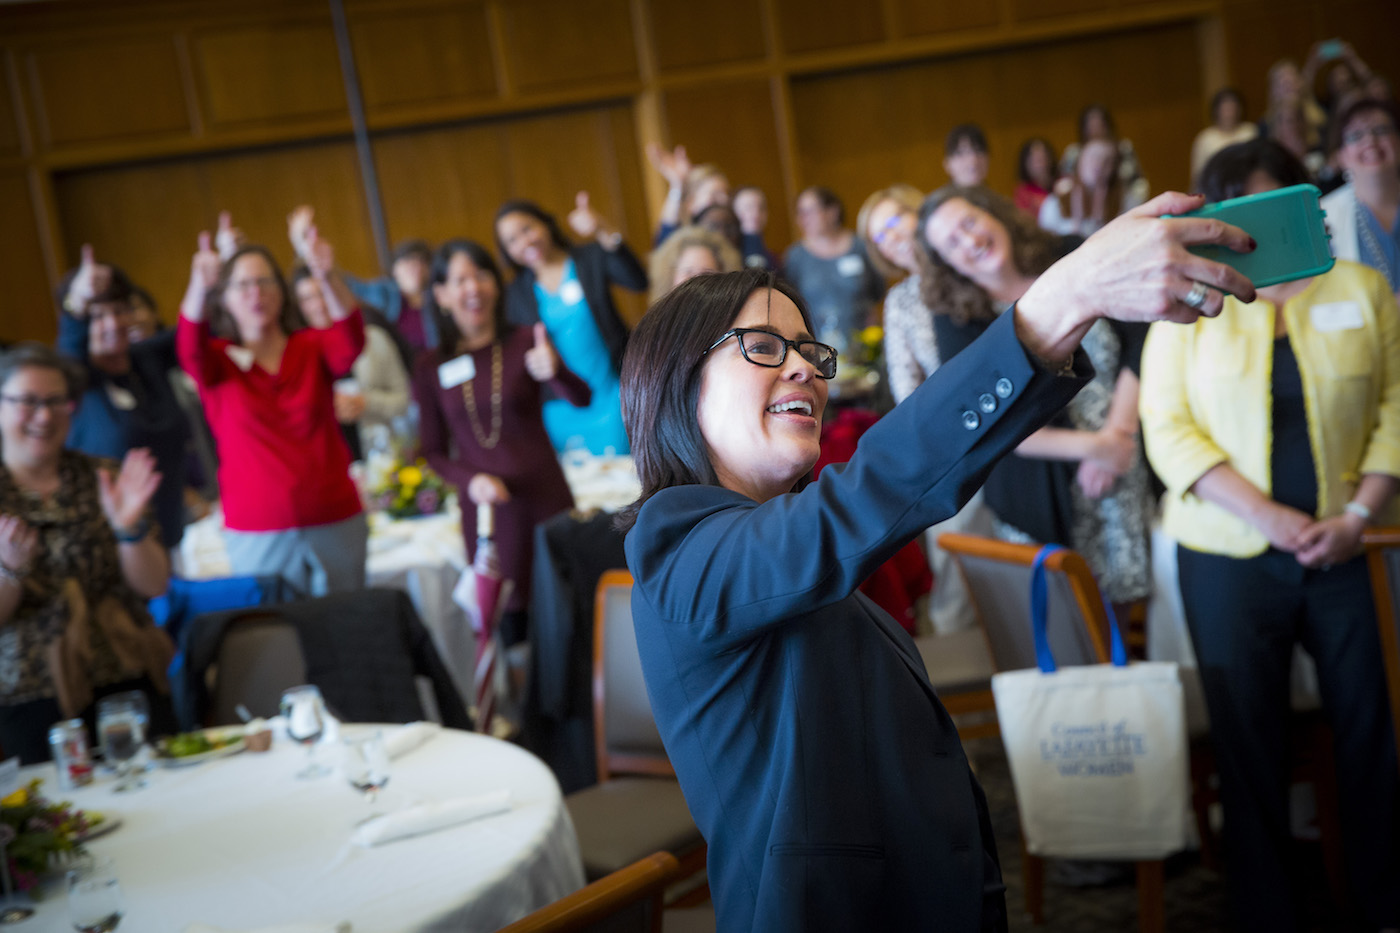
[2,0,1396,345]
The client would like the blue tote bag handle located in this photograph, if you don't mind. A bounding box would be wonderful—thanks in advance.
[1029,544,1128,673]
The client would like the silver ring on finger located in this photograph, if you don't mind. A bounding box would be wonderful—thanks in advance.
[1182,280,1209,310]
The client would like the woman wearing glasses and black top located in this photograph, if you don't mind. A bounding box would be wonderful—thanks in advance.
[617,192,1256,932]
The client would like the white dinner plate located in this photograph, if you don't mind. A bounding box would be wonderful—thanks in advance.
[154,729,247,768]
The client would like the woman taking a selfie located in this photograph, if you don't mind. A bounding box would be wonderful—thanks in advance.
[619,192,1256,932]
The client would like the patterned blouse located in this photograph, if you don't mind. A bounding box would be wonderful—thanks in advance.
[881,275,940,404]
[0,450,163,708]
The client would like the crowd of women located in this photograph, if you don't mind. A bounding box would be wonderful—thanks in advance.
[0,35,1397,930]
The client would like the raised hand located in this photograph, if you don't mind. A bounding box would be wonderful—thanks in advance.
[214,210,246,261]
[303,224,334,277]
[287,205,315,262]
[467,473,511,506]
[98,448,162,536]
[191,232,221,291]
[64,244,114,316]
[0,514,39,575]
[567,191,603,239]
[523,323,560,383]
[645,142,692,189]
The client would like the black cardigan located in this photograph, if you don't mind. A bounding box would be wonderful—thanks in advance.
[503,242,647,374]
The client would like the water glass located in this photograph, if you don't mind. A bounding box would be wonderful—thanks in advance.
[95,696,146,793]
[342,731,391,808]
[279,685,330,779]
[67,857,122,932]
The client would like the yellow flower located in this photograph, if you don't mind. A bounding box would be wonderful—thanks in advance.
[1,787,27,808]
[398,466,423,488]
[859,325,884,346]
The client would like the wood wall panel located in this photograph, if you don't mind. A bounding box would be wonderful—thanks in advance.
[53,140,373,325]
[26,37,189,147]
[0,57,23,156]
[648,0,768,72]
[1010,0,1112,22]
[897,0,1001,38]
[791,22,1202,218]
[0,169,58,344]
[497,0,639,94]
[774,0,886,55]
[351,3,498,114]
[193,23,348,128]
[663,78,794,250]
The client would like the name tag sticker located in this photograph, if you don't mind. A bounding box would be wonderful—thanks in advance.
[224,345,255,371]
[559,280,585,305]
[1310,301,1364,332]
[437,354,476,389]
[105,384,137,411]
[836,254,864,278]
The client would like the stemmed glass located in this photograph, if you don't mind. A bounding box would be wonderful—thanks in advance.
[279,685,330,779]
[96,696,146,793]
[342,731,391,818]
[67,856,123,932]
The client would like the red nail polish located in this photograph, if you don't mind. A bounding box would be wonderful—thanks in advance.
[1248,237,1258,251]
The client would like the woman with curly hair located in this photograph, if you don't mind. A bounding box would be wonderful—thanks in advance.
[647,225,743,303]
[917,185,1153,611]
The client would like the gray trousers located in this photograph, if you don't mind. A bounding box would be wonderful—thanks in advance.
[223,513,369,597]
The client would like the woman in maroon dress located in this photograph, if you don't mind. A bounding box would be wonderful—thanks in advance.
[412,240,589,639]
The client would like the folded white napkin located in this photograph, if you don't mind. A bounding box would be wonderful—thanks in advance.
[183,918,350,924]
[383,721,441,760]
[351,790,512,847]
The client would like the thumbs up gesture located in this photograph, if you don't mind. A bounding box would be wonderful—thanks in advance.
[191,231,222,291]
[524,322,560,383]
[567,191,602,239]
[64,244,114,316]
[214,210,246,261]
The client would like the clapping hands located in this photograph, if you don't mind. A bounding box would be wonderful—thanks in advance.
[98,449,161,538]
[0,514,39,576]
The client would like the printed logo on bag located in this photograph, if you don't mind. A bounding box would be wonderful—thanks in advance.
[1039,719,1147,776]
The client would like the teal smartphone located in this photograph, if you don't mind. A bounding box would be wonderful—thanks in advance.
[1180,184,1335,288]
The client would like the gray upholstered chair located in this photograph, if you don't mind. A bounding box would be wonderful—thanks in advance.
[564,571,707,886]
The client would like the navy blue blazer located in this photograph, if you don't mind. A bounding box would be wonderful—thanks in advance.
[625,310,1089,932]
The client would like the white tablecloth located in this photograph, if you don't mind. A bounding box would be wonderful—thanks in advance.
[23,727,583,932]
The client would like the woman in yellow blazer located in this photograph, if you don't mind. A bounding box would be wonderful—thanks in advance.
[1140,138,1400,931]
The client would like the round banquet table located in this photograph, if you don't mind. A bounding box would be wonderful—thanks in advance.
[19,726,584,932]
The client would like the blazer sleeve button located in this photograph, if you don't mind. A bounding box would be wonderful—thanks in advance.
[961,410,981,431]
[995,377,1014,399]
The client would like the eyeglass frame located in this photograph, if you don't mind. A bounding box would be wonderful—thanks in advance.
[1342,122,1397,147]
[870,209,910,248]
[0,394,76,414]
[704,328,839,379]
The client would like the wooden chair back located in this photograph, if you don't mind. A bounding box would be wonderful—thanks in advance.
[937,533,1112,671]
[1363,527,1400,773]
[593,570,674,782]
[497,851,680,933]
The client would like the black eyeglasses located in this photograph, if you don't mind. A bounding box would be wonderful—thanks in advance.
[706,328,838,379]
[1,394,75,415]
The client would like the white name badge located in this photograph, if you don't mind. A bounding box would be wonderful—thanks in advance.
[1310,301,1364,332]
[104,383,137,411]
[559,280,585,305]
[438,354,476,389]
[224,345,254,371]
[836,254,865,278]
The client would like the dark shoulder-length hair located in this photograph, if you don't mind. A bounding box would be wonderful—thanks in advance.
[493,199,573,276]
[206,245,305,344]
[616,268,814,533]
[1198,137,1312,204]
[915,185,1063,326]
[425,239,510,360]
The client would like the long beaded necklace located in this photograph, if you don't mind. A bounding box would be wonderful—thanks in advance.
[460,342,503,449]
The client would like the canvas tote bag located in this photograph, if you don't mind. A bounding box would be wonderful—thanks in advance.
[991,545,1191,859]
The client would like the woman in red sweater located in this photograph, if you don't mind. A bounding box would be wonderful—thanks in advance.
[177,225,367,596]
[412,240,589,640]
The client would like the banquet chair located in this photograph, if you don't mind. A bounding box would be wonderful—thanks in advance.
[937,533,1169,932]
[180,588,472,731]
[564,571,707,891]
[1362,527,1400,776]
[497,851,679,933]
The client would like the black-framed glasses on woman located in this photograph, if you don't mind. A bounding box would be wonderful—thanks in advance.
[705,328,838,379]
[0,394,75,415]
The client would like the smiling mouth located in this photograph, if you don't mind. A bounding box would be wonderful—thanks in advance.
[767,399,813,416]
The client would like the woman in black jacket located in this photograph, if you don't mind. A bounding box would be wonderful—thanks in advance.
[494,194,647,455]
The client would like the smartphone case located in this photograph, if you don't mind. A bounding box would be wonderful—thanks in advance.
[1181,183,1335,288]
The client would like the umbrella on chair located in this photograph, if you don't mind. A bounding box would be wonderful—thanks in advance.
[468,503,514,735]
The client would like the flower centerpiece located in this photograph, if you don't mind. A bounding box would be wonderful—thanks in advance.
[0,779,98,896]
[367,457,450,519]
